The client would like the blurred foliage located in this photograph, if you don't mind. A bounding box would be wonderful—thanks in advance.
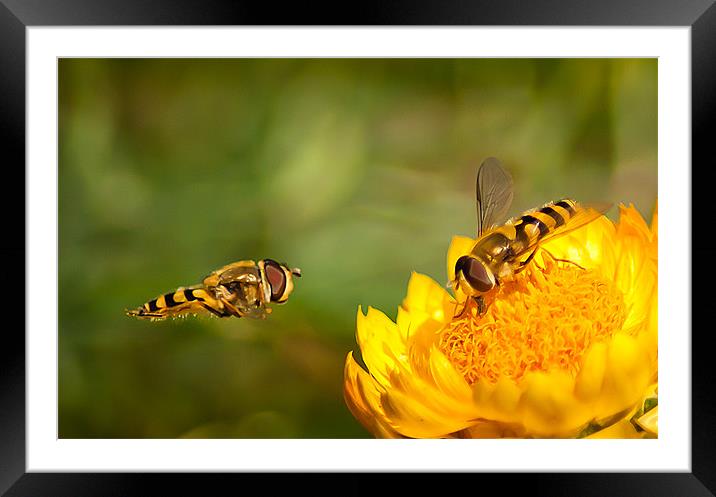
[58,58,657,438]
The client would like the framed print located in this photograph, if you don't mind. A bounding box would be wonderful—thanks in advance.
[2,0,713,495]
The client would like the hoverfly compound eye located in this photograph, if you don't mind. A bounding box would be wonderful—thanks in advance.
[263,259,288,302]
[456,255,495,293]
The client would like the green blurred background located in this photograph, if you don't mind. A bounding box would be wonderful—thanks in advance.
[58,58,657,438]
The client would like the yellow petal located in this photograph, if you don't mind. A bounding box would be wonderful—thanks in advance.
[593,229,618,279]
[609,225,656,336]
[355,306,407,388]
[397,308,445,346]
[343,352,378,423]
[426,347,473,402]
[472,379,497,407]
[490,375,523,417]
[380,386,473,438]
[616,203,652,241]
[401,271,456,325]
[343,352,403,438]
[640,290,658,370]
[386,351,480,429]
[601,333,650,412]
[574,342,608,402]
[521,370,580,436]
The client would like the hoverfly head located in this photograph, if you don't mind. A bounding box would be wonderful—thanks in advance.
[260,259,299,303]
[455,255,496,295]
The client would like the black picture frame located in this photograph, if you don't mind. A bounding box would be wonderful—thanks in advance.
[2,1,712,495]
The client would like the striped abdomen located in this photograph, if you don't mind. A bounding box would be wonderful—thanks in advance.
[126,286,220,320]
[510,199,577,251]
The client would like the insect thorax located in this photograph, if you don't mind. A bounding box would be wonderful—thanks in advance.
[217,279,263,306]
[472,230,513,263]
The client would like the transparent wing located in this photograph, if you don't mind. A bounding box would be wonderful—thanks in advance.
[476,157,514,236]
[220,297,268,319]
[525,201,613,249]
[202,262,259,288]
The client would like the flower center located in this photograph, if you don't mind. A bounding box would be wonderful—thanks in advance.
[438,257,627,385]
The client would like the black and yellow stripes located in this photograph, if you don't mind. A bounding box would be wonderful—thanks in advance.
[555,199,577,216]
[510,199,578,248]
[127,286,224,320]
[538,199,577,228]
[143,288,190,313]
[538,206,565,227]
[533,199,577,229]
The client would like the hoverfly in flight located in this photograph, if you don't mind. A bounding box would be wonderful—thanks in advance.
[126,259,301,321]
[453,157,610,315]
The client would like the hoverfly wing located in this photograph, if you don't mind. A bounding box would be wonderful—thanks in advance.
[201,260,258,288]
[476,157,514,236]
[529,201,613,249]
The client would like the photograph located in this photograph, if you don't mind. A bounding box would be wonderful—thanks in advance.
[58,57,657,440]
[4,5,708,492]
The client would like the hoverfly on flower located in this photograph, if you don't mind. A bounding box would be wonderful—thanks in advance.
[453,157,611,315]
[344,156,657,438]
[126,259,301,321]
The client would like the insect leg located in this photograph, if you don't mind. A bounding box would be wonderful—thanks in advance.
[183,287,232,317]
[540,247,587,270]
[514,247,540,274]
[125,308,168,320]
[452,296,484,319]
[219,299,247,318]
[199,301,227,318]
[452,300,470,319]
[475,296,486,316]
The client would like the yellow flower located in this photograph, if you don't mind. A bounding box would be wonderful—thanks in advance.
[344,203,657,438]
